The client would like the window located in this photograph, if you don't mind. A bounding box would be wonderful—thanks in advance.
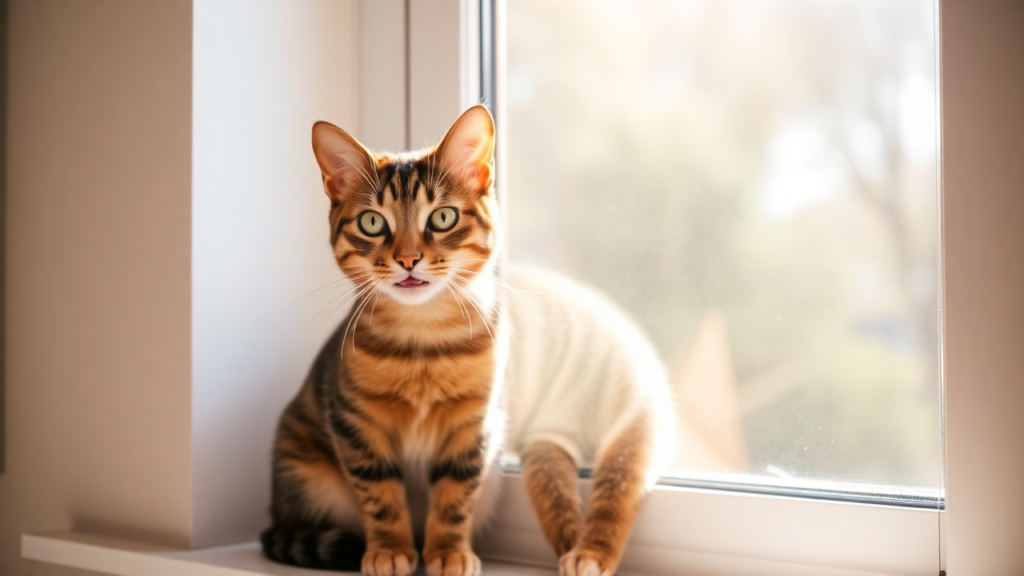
[501,0,941,498]
[478,1,945,573]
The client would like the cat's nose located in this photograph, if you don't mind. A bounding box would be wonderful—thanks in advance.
[395,253,421,271]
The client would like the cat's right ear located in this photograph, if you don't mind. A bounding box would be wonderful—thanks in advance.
[311,121,375,202]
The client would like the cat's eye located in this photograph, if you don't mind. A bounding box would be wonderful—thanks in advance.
[428,207,459,232]
[357,211,388,236]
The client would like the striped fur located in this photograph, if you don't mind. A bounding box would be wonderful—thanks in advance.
[522,442,583,557]
[264,105,676,576]
[561,416,655,576]
[265,106,502,576]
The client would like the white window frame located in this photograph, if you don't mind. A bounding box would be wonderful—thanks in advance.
[388,1,1024,575]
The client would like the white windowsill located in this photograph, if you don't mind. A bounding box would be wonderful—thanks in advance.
[22,531,557,576]
[24,470,942,576]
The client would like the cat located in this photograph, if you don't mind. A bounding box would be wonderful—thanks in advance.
[261,105,675,576]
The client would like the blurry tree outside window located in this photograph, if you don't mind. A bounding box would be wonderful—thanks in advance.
[505,0,941,492]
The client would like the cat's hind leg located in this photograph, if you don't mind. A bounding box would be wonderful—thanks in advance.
[262,459,368,570]
[262,399,367,571]
[521,440,584,558]
[561,413,654,576]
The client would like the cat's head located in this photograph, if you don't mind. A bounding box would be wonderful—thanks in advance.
[311,105,499,306]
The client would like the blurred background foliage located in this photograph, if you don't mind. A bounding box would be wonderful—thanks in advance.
[505,0,940,488]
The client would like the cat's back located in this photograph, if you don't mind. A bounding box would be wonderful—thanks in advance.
[501,264,673,466]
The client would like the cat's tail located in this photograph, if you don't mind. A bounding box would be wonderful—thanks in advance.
[260,525,366,570]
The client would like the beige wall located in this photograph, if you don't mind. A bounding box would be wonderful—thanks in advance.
[409,0,465,145]
[358,0,407,152]
[0,1,193,575]
[0,0,365,571]
[943,1,1024,574]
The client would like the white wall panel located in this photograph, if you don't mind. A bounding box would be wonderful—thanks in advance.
[192,0,359,547]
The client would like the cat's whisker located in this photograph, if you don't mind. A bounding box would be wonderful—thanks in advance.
[371,162,382,189]
[347,283,381,354]
[449,278,496,347]
[427,151,439,190]
[279,265,347,273]
[334,279,381,350]
[495,282,553,295]
[431,157,454,191]
[277,275,359,312]
[292,275,371,325]
[445,263,549,290]
[285,284,340,293]
[451,273,503,316]
[367,290,381,326]
[493,282,546,312]
[452,281,517,349]
[458,282,519,349]
[308,277,376,336]
[289,276,375,341]
[446,285,473,339]
[447,267,543,313]
[445,261,559,296]
[449,272,509,321]
[350,162,380,193]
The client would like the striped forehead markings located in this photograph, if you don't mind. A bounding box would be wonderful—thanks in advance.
[396,162,414,200]
[378,160,436,204]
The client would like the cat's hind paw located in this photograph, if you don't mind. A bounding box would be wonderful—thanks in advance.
[361,547,417,576]
[559,549,615,576]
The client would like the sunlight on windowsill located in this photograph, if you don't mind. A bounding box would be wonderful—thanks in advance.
[22,531,557,576]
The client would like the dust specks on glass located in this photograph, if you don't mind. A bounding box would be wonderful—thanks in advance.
[503,0,941,505]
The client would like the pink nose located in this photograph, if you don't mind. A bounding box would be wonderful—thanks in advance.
[395,253,421,270]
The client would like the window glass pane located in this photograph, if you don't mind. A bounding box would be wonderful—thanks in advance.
[505,0,941,493]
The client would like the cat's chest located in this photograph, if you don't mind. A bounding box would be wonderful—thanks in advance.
[400,405,442,474]
[397,406,444,530]
[344,336,497,403]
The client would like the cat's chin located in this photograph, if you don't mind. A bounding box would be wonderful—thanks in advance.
[380,282,445,306]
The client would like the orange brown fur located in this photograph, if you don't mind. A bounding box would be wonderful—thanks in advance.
[521,412,656,576]
[522,442,584,557]
[561,413,654,576]
[262,106,500,576]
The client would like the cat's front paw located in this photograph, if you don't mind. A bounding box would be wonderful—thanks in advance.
[560,548,615,576]
[424,547,481,576]
[361,546,418,576]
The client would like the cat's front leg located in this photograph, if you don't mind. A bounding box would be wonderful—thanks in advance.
[562,414,654,576]
[423,419,488,576]
[332,416,417,576]
[347,460,418,576]
[522,441,584,557]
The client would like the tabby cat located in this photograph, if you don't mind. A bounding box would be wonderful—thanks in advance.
[261,105,675,576]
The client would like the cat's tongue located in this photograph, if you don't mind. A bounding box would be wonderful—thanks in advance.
[397,277,427,288]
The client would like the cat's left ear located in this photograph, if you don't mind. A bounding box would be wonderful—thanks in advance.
[311,121,376,202]
[437,105,495,194]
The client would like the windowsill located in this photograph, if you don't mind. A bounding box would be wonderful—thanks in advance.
[22,531,557,576]
[23,472,941,576]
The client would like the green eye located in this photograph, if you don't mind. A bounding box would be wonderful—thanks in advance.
[428,207,459,232]
[358,211,387,236]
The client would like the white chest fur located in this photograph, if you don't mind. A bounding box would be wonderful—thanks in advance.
[400,407,441,537]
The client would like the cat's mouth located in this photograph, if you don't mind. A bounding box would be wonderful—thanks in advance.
[396,276,429,288]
